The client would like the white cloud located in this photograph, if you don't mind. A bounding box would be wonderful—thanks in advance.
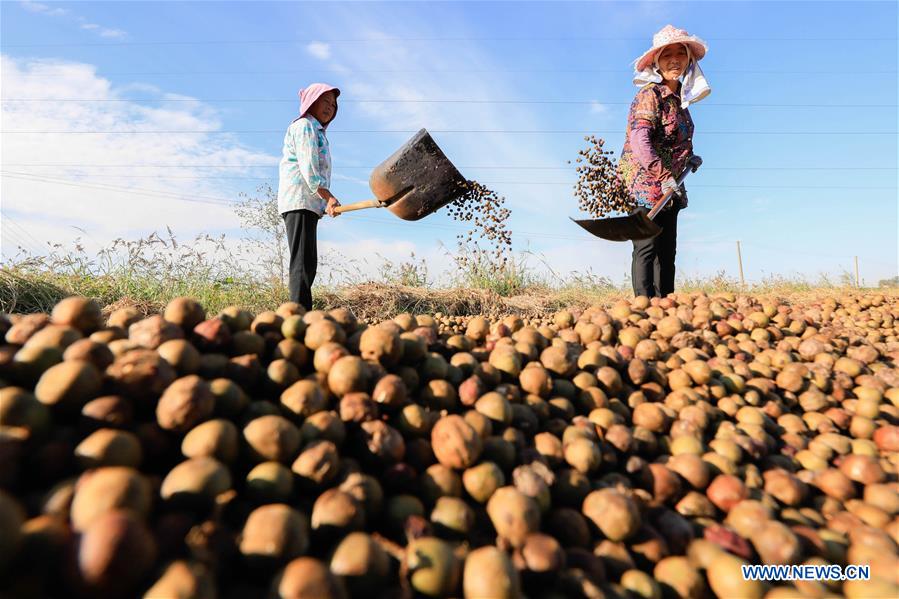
[20,1,68,17]
[20,1,126,40]
[331,173,371,187]
[318,235,457,286]
[317,17,570,219]
[343,79,452,131]
[523,239,633,283]
[749,196,773,211]
[98,27,127,39]
[590,101,609,114]
[306,42,332,61]
[284,11,615,285]
[0,54,277,262]
[119,82,164,95]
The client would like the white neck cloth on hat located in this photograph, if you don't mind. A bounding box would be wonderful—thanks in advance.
[633,46,711,109]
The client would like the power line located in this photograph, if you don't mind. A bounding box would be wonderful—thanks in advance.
[334,214,582,242]
[1,226,33,251]
[1,173,240,207]
[0,129,893,136]
[0,173,587,242]
[3,98,895,108]
[475,181,898,190]
[4,163,897,171]
[5,170,896,209]
[3,35,896,48]
[1,163,288,169]
[3,171,894,191]
[1,215,46,253]
[5,175,898,257]
[0,228,37,254]
[738,241,864,262]
[3,168,894,183]
[3,215,44,248]
[2,173,280,181]
[10,68,897,77]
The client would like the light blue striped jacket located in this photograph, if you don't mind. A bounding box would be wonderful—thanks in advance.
[277,115,331,216]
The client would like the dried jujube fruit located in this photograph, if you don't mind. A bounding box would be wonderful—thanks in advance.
[582,489,640,542]
[486,486,540,548]
[431,415,482,470]
[239,504,309,569]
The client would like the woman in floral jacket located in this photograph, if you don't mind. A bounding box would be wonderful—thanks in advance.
[278,83,342,310]
[618,25,710,298]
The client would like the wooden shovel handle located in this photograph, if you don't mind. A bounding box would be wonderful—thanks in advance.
[333,199,383,214]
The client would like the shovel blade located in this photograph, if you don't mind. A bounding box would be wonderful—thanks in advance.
[571,213,662,242]
[370,129,468,221]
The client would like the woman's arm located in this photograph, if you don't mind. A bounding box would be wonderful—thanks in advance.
[296,121,327,193]
[627,88,674,181]
[317,187,341,216]
[628,122,673,181]
[297,121,341,216]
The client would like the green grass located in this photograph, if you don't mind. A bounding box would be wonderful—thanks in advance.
[0,233,288,316]
[1,233,888,319]
[0,266,288,317]
[451,250,540,297]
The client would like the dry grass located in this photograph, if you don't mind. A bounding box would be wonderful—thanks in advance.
[2,232,895,323]
[316,283,622,322]
[4,265,896,324]
[0,233,287,316]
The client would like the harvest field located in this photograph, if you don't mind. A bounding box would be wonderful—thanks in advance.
[2,1,897,597]
[0,288,897,598]
[1,78,896,599]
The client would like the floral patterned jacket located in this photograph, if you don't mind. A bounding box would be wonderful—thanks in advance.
[277,115,331,216]
[618,82,694,209]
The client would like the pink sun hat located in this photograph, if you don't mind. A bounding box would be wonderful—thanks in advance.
[634,25,708,72]
[298,82,341,122]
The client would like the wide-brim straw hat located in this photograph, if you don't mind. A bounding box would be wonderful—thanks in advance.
[634,25,708,72]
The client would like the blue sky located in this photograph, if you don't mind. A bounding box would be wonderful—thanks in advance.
[2,1,897,286]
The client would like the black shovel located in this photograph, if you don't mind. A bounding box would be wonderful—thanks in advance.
[571,166,693,241]
[334,129,468,221]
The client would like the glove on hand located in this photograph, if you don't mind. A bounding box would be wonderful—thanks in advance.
[661,177,681,197]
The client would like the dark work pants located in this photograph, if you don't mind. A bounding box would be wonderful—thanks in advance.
[283,209,319,311]
[631,205,679,298]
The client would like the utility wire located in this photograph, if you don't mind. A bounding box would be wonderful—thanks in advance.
[2,173,240,207]
[3,35,896,48]
[739,241,870,262]
[0,228,37,254]
[3,171,894,191]
[0,173,587,241]
[3,98,895,108]
[5,171,897,221]
[1,215,46,252]
[9,68,897,77]
[5,175,896,261]
[3,125,897,133]
[3,168,894,183]
[4,163,896,171]
[0,226,31,251]
[480,182,898,190]
[4,216,45,249]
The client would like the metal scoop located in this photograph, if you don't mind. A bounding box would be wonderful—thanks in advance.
[571,166,693,241]
[334,129,468,221]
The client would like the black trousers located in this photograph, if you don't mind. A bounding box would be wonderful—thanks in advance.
[283,209,319,310]
[631,205,679,298]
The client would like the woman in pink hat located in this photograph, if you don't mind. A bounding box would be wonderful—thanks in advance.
[617,25,710,298]
[277,83,342,310]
